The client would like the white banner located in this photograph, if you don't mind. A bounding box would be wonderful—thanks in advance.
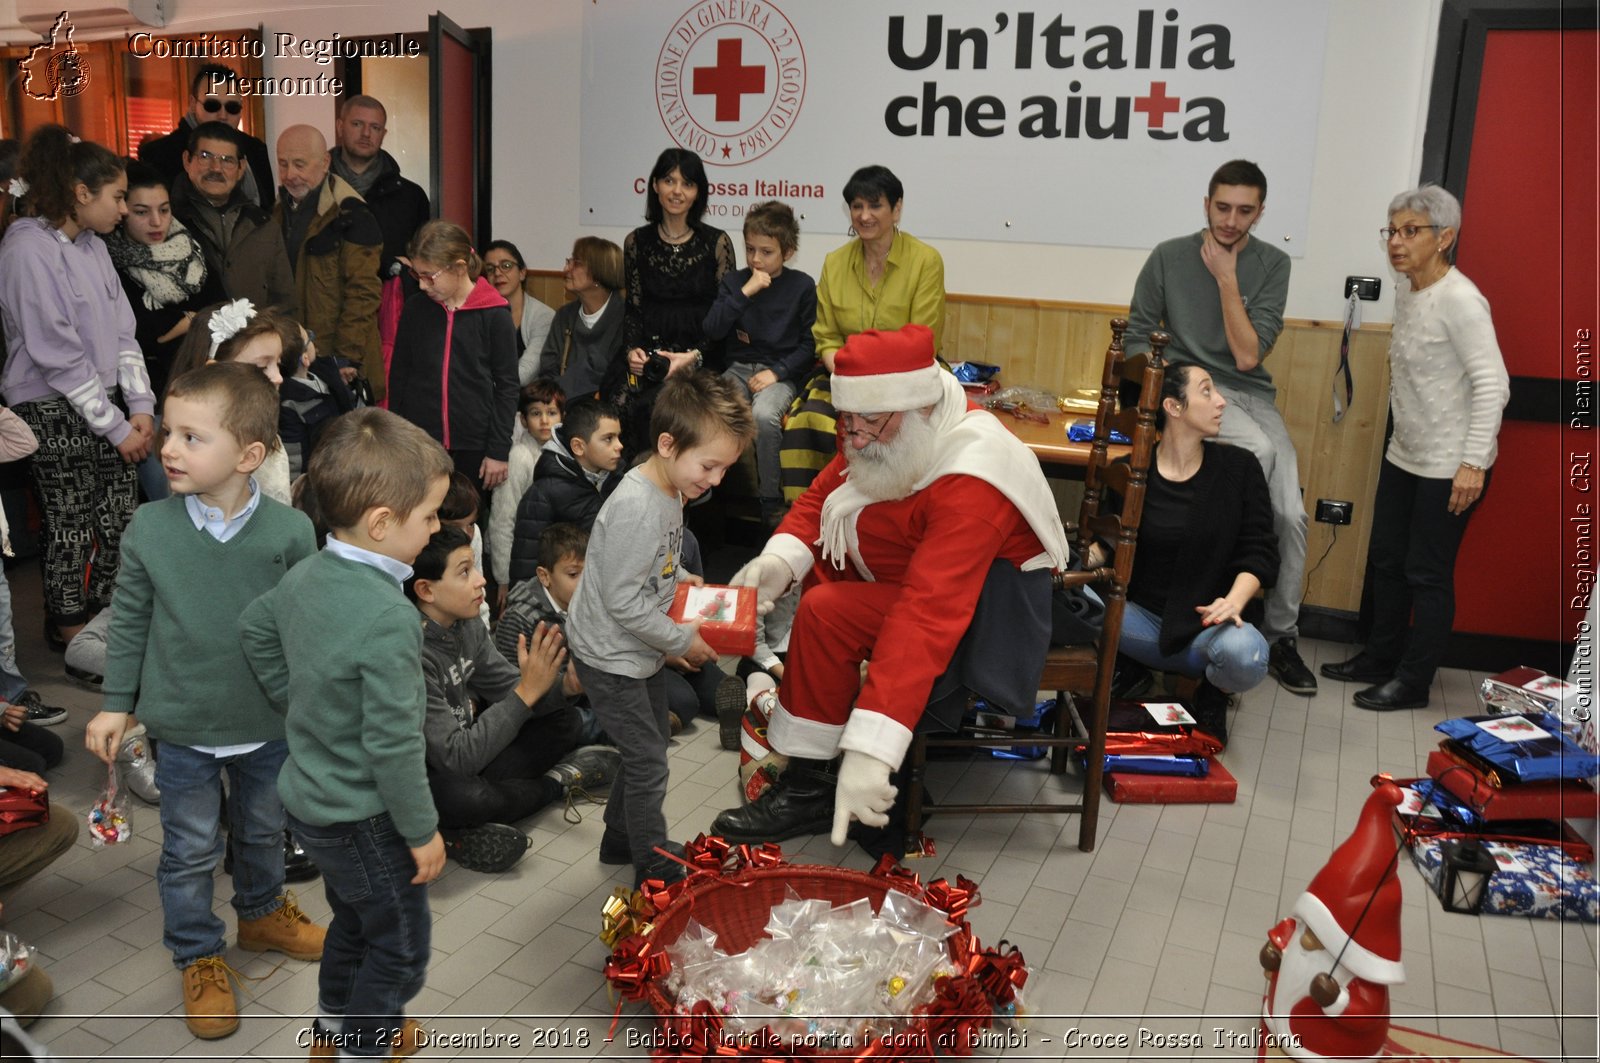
[580,1,1330,255]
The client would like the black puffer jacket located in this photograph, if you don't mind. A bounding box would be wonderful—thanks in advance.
[507,435,621,586]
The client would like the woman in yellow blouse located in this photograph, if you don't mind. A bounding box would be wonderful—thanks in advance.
[779,166,946,501]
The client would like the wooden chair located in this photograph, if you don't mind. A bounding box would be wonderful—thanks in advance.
[901,320,1168,852]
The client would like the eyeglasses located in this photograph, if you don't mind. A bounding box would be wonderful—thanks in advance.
[1379,224,1440,241]
[201,98,244,117]
[839,410,894,442]
[194,149,240,168]
[409,265,453,284]
[564,257,586,269]
[484,260,521,275]
[304,329,316,347]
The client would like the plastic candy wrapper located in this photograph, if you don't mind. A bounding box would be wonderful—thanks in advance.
[0,930,33,994]
[672,888,969,1047]
[87,761,131,847]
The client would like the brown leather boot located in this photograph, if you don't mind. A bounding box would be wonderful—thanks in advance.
[237,891,326,962]
[182,955,240,1039]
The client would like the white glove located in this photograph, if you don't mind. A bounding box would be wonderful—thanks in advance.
[830,749,897,846]
[731,553,795,616]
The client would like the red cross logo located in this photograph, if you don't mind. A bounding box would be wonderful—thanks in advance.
[1133,81,1181,128]
[693,37,765,123]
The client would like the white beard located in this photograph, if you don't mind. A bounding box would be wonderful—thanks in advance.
[843,409,938,501]
[1267,931,1335,1034]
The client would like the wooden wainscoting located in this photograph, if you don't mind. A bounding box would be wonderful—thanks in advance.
[945,294,1393,614]
[524,273,1393,613]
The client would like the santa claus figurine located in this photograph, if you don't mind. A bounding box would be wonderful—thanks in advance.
[1260,777,1406,1061]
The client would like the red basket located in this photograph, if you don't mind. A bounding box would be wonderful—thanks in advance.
[604,841,1025,1062]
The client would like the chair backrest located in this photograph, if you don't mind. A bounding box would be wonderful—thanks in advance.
[1075,320,1168,639]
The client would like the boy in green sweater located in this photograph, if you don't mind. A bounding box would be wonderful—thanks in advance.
[85,363,325,1041]
[239,407,453,1060]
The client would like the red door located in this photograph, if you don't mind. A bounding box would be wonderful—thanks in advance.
[1448,27,1597,644]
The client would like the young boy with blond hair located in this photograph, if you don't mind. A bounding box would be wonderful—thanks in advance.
[240,408,454,1060]
[85,362,324,1041]
[567,371,754,885]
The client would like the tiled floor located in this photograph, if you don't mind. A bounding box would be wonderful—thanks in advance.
[3,560,1597,1061]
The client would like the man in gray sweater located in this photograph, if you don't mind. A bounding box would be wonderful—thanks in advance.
[1125,159,1316,696]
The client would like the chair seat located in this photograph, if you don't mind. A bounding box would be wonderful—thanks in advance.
[1039,643,1099,688]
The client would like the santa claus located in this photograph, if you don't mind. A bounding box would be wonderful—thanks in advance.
[1259,778,1406,1061]
[710,323,1070,846]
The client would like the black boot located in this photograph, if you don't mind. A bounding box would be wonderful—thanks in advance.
[1191,679,1235,748]
[283,830,320,883]
[710,757,837,843]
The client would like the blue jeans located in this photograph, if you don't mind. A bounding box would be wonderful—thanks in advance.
[0,571,30,703]
[1118,601,1270,694]
[288,811,431,1058]
[155,739,288,967]
[724,363,800,512]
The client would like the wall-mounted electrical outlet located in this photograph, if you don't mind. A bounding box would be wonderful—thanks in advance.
[1315,499,1353,525]
[1344,276,1381,300]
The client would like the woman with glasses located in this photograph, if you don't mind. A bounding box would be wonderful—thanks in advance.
[537,237,627,401]
[387,220,519,496]
[482,240,557,386]
[0,126,154,649]
[1321,185,1510,711]
[779,165,946,501]
[105,161,226,502]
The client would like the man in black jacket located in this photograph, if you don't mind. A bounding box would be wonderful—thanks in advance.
[139,64,275,213]
[328,94,431,282]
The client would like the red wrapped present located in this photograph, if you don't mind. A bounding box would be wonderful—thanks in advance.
[668,583,756,657]
[1427,744,1600,821]
[1104,757,1237,804]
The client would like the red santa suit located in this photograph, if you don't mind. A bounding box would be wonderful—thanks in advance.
[1261,779,1406,1061]
[760,334,1069,770]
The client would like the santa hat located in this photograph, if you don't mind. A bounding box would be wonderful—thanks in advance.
[830,324,943,413]
[1292,779,1407,985]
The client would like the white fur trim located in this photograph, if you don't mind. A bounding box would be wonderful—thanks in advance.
[1292,893,1405,985]
[831,364,944,413]
[765,533,815,585]
[838,709,915,770]
[767,700,844,758]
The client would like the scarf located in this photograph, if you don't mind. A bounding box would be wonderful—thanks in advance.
[819,372,1072,578]
[330,147,398,198]
[105,217,208,310]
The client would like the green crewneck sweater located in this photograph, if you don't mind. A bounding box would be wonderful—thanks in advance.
[102,496,316,746]
[1124,230,1290,397]
[239,549,438,846]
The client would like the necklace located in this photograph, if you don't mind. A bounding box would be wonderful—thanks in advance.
[658,222,692,245]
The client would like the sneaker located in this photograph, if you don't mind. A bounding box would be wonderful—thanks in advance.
[284,831,319,884]
[545,744,621,794]
[1268,638,1318,696]
[116,724,160,803]
[669,710,684,736]
[181,955,240,1039]
[715,671,748,751]
[15,690,66,727]
[440,822,531,873]
[236,890,326,961]
[64,662,103,690]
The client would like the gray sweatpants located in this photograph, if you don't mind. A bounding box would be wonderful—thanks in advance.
[571,658,671,871]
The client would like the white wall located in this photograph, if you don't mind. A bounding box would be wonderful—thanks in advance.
[1,0,1441,322]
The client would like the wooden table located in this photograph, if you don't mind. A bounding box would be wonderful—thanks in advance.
[998,408,1129,477]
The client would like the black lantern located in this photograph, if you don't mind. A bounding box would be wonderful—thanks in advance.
[1437,838,1497,915]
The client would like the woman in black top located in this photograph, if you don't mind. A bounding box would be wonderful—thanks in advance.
[613,148,735,452]
[1093,363,1278,743]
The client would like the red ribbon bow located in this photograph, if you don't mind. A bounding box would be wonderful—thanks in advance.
[605,935,670,1000]
[923,875,980,921]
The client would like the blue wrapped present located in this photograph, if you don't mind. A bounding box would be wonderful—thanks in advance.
[1409,837,1599,922]
[1102,754,1210,777]
[950,360,1000,383]
[1067,419,1130,444]
[1433,713,1600,782]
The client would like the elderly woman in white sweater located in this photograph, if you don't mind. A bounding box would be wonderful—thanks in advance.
[1321,184,1509,711]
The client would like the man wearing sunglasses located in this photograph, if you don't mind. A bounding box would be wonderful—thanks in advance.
[138,63,276,214]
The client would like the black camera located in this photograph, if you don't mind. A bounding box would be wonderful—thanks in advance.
[641,350,671,384]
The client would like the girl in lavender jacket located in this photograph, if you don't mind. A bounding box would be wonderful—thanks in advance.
[0,126,153,645]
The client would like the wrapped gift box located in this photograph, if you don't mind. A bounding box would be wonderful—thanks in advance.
[1407,837,1599,922]
[1104,757,1236,804]
[668,583,756,657]
[1427,745,1600,820]
[1480,666,1587,723]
